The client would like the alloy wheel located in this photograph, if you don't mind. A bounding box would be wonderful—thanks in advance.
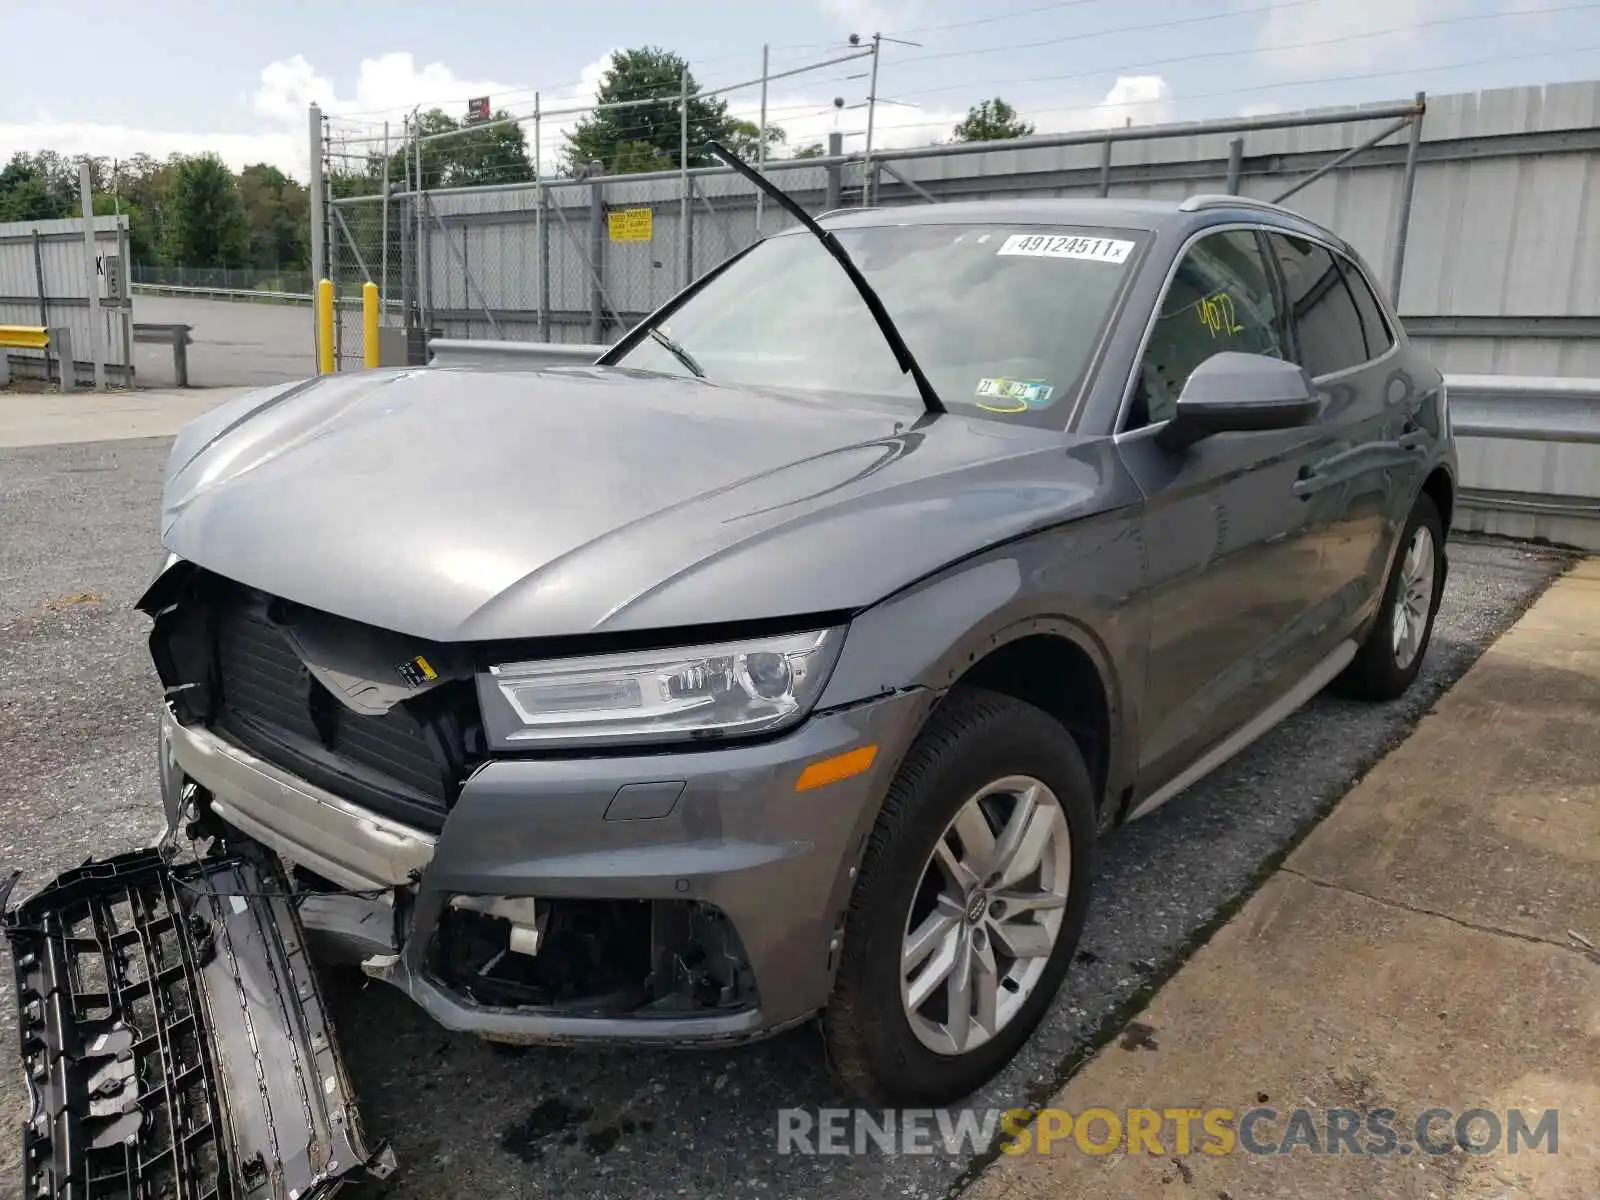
[1391,524,1437,671]
[900,775,1071,1056]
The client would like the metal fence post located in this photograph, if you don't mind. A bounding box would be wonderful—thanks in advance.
[539,184,551,342]
[1225,138,1244,194]
[1389,92,1427,306]
[118,222,132,379]
[30,229,47,329]
[756,44,769,236]
[77,162,106,392]
[1098,138,1112,197]
[590,178,605,342]
[535,94,548,342]
[826,132,842,210]
[420,191,431,334]
[380,119,390,320]
[680,69,691,289]
[308,103,326,369]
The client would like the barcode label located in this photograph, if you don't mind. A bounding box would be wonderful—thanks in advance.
[997,234,1134,263]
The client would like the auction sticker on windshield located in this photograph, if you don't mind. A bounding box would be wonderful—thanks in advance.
[976,377,1055,412]
[997,233,1134,263]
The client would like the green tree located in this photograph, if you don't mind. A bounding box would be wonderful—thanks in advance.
[237,163,309,270]
[0,152,74,221]
[725,119,786,161]
[164,154,249,267]
[791,142,827,159]
[564,47,737,175]
[952,98,1035,143]
[116,153,177,265]
[410,107,533,189]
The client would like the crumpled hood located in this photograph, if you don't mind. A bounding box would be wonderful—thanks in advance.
[159,365,1106,641]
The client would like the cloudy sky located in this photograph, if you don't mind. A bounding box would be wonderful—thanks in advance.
[2,0,1595,179]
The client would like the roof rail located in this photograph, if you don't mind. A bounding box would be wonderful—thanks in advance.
[1178,193,1290,214]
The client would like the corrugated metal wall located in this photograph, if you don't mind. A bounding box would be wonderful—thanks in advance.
[0,214,133,383]
[345,80,1599,368]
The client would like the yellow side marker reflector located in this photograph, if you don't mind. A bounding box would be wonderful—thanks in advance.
[795,744,878,792]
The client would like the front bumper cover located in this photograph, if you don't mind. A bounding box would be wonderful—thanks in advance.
[159,685,937,1046]
[3,849,394,1199]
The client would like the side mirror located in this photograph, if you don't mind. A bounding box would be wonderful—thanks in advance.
[1154,352,1320,454]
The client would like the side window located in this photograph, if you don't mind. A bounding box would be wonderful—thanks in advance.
[1268,233,1371,378]
[1335,251,1396,358]
[1127,230,1285,431]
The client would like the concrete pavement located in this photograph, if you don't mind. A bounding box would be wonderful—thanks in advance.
[975,558,1600,1198]
[0,385,255,448]
[133,294,314,387]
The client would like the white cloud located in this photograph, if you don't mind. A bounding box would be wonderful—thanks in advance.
[0,51,560,181]
[1056,76,1174,131]
[816,0,915,40]
[1249,0,1467,78]
[0,52,1169,182]
[737,75,1173,158]
[0,114,303,175]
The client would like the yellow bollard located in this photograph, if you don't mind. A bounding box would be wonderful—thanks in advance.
[363,282,380,369]
[316,279,335,375]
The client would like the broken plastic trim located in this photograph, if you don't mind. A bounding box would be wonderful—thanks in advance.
[3,848,395,1199]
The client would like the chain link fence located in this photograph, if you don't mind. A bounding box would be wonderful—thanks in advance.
[131,264,314,294]
[335,67,1600,381]
[325,156,860,361]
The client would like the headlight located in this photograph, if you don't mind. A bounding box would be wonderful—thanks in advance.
[479,627,845,749]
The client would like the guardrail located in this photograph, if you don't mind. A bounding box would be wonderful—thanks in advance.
[1447,374,1599,550]
[131,282,405,311]
[1448,375,1600,445]
[426,339,608,370]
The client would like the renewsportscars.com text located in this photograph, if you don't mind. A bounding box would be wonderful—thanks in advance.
[776,1106,1560,1157]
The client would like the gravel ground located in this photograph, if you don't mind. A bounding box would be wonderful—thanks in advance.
[0,433,1577,1200]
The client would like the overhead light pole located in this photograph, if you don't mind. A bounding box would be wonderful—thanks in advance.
[853,31,919,206]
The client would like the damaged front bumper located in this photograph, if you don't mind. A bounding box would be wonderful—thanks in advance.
[2,849,394,1199]
[158,683,935,1048]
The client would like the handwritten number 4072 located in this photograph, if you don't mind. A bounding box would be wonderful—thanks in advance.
[1198,291,1245,338]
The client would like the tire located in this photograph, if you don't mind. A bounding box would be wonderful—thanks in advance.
[1333,492,1446,702]
[822,687,1096,1107]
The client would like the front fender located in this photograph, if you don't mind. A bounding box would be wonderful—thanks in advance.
[816,507,1146,807]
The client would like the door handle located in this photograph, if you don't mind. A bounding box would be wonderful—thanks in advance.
[1398,429,1429,451]
[1293,466,1318,498]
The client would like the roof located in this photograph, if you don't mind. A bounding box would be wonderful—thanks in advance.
[813,195,1340,245]
[818,198,1184,232]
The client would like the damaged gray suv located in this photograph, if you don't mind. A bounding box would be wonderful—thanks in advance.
[136,172,1454,1111]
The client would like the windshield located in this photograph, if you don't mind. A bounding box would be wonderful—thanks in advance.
[610,222,1144,427]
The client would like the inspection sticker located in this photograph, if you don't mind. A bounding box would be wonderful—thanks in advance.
[976,377,1054,411]
[997,233,1134,263]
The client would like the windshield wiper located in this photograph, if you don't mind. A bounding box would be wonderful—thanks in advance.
[648,326,706,378]
[703,139,945,416]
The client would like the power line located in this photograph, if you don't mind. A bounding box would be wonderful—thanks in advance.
[886,0,1120,37]
[895,0,1326,66]
[867,42,1600,134]
[892,0,1594,69]
[880,1,1599,104]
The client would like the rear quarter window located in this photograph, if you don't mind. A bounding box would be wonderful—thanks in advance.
[1267,233,1376,378]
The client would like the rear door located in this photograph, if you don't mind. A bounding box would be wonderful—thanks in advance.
[1116,226,1339,803]
[1264,232,1407,633]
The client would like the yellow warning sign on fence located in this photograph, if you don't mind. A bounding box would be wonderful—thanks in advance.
[608,208,653,243]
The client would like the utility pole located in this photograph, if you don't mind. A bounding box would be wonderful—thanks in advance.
[756,44,770,234]
[863,33,881,207]
[857,32,919,206]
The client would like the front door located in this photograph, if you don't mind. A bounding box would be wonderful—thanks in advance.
[1116,227,1340,802]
